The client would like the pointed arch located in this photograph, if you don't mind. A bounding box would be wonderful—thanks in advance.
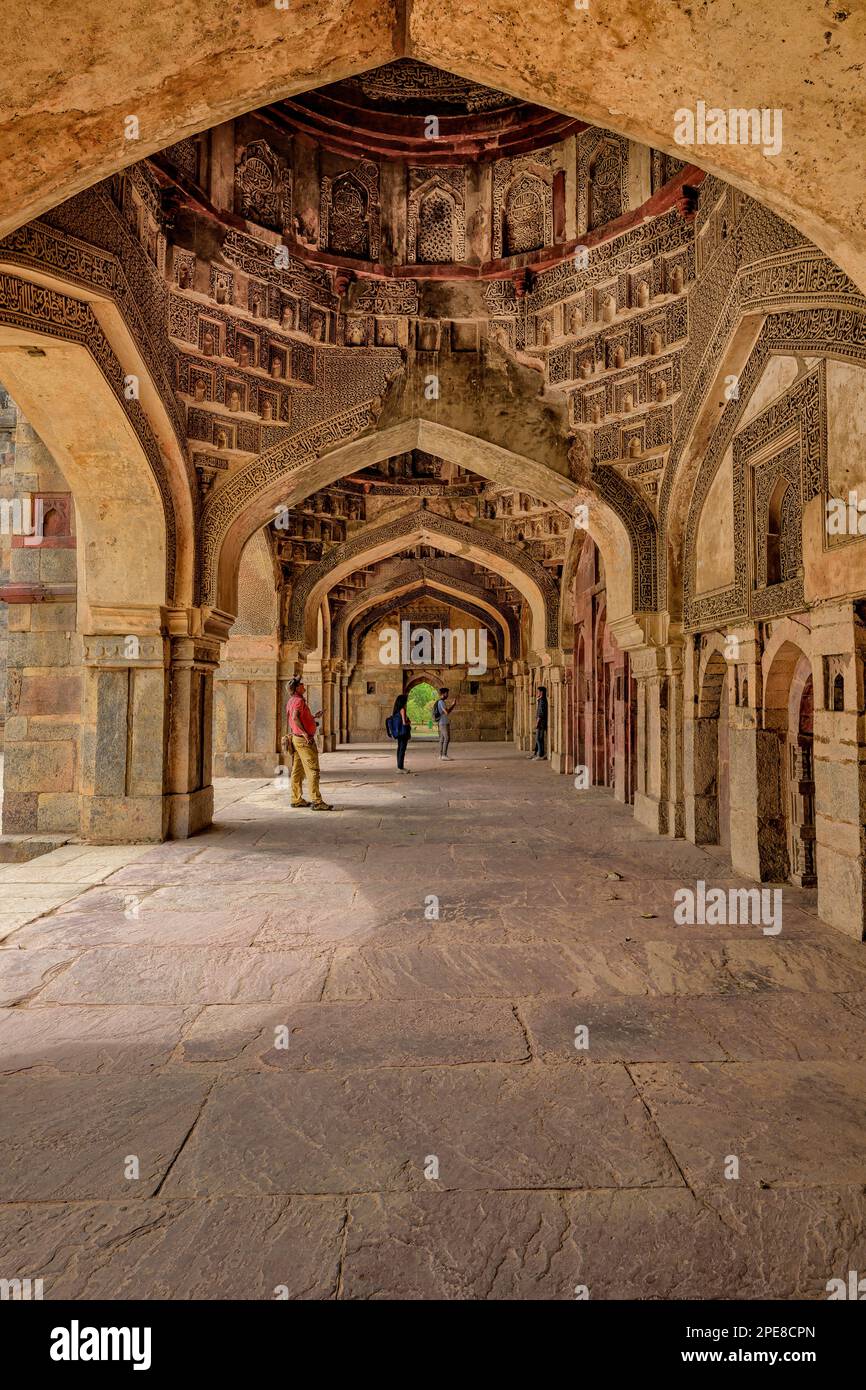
[287,507,559,654]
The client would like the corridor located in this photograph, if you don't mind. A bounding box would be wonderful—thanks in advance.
[2,743,866,1299]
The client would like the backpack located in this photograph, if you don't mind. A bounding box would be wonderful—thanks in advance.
[385,713,401,739]
[432,698,443,722]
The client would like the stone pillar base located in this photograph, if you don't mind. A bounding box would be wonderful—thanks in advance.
[167,785,214,840]
[79,794,167,844]
[634,790,668,835]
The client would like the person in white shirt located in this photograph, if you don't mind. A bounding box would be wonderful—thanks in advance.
[433,687,458,760]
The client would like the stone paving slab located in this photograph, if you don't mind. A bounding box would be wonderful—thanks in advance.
[0,946,80,1005]
[5,907,271,950]
[521,996,728,1063]
[36,946,331,1006]
[631,1060,866,1187]
[0,1073,212,1199]
[179,1000,529,1069]
[0,1197,345,1299]
[0,1004,194,1074]
[685,992,866,1061]
[339,1185,866,1300]
[162,1064,681,1196]
[323,938,656,1001]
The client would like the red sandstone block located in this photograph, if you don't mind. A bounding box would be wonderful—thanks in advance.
[18,673,82,717]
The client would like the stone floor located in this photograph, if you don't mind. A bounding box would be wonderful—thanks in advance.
[1,741,866,1300]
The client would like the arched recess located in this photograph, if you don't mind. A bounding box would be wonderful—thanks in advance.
[690,635,733,848]
[346,586,509,667]
[287,508,559,656]
[660,296,866,620]
[4,7,864,293]
[0,326,185,841]
[0,252,198,608]
[762,627,816,887]
[334,570,517,662]
[0,330,169,614]
[207,418,636,630]
[212,528,280,778]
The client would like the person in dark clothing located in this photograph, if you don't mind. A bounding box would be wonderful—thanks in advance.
[392,692,412,773]
[530,684,548,761]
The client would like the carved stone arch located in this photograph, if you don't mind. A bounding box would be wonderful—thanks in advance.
[206,417,639,631]
[696,631,732,718]
[347,586,508,666]
[659,289,866,618]
[591,466,659,613]
[288,507,559,653]
[0,280,183,608]
[762,622,813,722]
[332,565,518,662]
[0,205,200,603]
[680,348,827,632]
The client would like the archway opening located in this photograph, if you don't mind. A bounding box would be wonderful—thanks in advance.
[405,680,440,739]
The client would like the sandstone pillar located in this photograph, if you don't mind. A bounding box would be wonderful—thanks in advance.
[811,602,866,940]
[78,622,168,842]
[212,633,279,778]
[683,633,725,845]
[322,662,336,751]
[630,642,684,835]
[549,664,573,774]
[165,619,223,838]
[726,627,787,881]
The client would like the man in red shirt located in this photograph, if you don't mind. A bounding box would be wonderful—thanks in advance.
[285,676,332,810]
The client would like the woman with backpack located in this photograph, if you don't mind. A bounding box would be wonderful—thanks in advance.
[391,692,412,773]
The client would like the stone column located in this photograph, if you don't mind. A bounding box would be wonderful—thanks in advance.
[339,669,350,744]
[549,664,573,774]
[504,673,514,742]
[212,633,279,778]
[78,621,169,842]
[726,626,787,881]
[627,640,684,835]
[664,642,685,836]
[164,616,224,838]
[811,601,866,940]
[322,662,336,752]
[513,665,526,750]
[683,633,719,844]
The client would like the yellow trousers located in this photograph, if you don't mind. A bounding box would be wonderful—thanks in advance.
[290,736,322,804]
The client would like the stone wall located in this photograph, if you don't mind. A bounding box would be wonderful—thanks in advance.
[0,409,81,834]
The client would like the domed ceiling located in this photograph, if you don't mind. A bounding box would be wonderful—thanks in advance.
[274,59,584,162]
